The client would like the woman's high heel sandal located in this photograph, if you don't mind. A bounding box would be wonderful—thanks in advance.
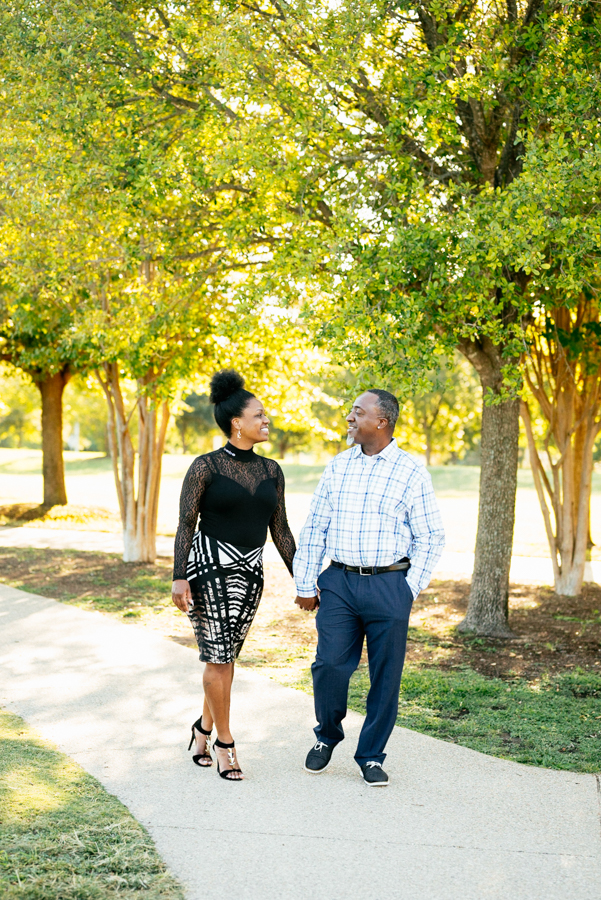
[188,716,213,767]
[213,738,243,780]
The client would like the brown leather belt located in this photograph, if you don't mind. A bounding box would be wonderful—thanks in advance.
[331,558,410,576]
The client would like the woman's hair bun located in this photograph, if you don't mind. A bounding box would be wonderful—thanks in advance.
[209,369,245,405]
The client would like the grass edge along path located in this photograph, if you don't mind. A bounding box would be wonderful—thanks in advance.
[326,664,600,774]
[0,708,185,900]
[0,546,600,775]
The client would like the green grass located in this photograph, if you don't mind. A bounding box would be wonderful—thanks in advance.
[284,463,537,496]
[0,451,113,477]
[282,460,601,496]
[426,465,601,496]
[0,708,184,900]
[278,461,329,493]
[344,665,601,772]
[2,449,601,496]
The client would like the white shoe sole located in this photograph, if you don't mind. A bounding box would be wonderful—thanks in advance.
[304,760,331,774]
[360,771,389,786]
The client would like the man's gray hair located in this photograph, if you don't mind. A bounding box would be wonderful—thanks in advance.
[367,389,399,430]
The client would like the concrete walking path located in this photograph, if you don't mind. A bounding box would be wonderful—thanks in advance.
[3,524,601,585]
[0,582,600,899]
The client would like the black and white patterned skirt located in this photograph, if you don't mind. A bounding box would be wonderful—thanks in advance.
[186,530,264,664]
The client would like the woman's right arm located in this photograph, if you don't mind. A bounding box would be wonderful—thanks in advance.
[172,457,210,611]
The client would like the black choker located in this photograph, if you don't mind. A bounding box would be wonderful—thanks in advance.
[223,441,255,461]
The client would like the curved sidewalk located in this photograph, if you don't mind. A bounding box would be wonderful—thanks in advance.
[0,582,599,900]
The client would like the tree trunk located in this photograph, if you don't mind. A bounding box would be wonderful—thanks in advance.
[456,336,520,637]
[521,301,601,597]
[97,364,169,563]
[177,422,189,454]
[34,369,71,507]
[133,392,170,562]
[522,398,599,597]
[458,395,519,635]
[424,432,432,467]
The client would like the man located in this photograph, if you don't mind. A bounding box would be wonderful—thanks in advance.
[293,389,445,786]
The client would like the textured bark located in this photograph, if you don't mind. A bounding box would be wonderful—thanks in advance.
[520,301,601,596]
[34,369,71,507]
[522,398,597,596]
[459,395,520,636]
[97,363,169,563]
[457,336,519,636]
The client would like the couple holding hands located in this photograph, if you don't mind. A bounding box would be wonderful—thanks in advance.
[172,370,445,786]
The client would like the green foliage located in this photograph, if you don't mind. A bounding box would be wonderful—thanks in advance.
[62,375,112,453]
[200,1,601,401]
[0,1,276,403]
[396,355,481,464]
[172,393,216,454]
[1,0,351,447]
[0,368,40,448]
[2,1,599,481]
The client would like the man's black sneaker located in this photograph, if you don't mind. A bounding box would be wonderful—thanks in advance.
[360,762,389,786]
[304,740,334,773]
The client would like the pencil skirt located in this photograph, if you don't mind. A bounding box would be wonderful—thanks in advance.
[186,530,264,664]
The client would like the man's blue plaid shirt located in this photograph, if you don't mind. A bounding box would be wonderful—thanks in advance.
[293,439,445,599]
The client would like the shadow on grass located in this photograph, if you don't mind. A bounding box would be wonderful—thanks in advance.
[0,709,184,900]
[0,504,53,523]
[0,504,121,530]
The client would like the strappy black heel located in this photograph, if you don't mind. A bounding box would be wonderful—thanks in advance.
[188,716,213,767]
[213,738,243,780]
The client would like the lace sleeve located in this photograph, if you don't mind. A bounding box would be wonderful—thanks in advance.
[173,456,212,580]
[268,464,296,576]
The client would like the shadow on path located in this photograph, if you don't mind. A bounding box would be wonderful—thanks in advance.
[0,584,600,900]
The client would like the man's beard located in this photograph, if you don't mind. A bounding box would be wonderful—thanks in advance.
[346,432,355,446]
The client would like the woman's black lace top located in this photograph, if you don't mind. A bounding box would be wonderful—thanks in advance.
[173,442,296,579]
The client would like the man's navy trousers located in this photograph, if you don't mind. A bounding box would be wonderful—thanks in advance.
[312,563,413,766]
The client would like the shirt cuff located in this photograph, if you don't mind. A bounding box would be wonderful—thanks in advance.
[295,586,318,598]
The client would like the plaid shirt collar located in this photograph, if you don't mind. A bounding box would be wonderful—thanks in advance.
[350,437,399,463]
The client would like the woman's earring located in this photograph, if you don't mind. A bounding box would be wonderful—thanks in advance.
[237,429,241,439]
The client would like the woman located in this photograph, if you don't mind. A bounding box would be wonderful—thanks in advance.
[172,370,296,781]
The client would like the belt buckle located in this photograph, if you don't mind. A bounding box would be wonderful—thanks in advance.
[358,566,370,576]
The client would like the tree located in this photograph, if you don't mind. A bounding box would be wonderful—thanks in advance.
[504,137,601,595]
[174,393,216,454]
[0,367,40,448]
[2,0,289,559]
[0,217,83,506]
[522,306,601,595]
[396,356,481,465]
[435,11,601,600]
[211,0,594,633]
[0,17,99,507]
[4,0,351,558]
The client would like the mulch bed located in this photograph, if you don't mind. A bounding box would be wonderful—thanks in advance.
[410,580,601,679]
[0,546,600,679]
